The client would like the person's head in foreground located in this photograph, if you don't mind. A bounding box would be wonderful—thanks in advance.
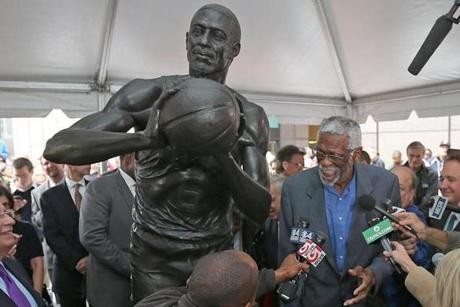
[187,250,259,307]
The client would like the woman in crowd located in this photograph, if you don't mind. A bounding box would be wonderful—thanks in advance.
[384,240,460,307]
[0,183,43,306]
[0,185,44,295]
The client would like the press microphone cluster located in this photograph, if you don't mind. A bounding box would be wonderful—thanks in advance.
[408,0,460,75]
[277,218,327,302]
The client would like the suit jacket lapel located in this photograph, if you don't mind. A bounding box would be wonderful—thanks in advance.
[63,181,80,216]
[305,172,338,273]
[345,164,374,270]
[114,170,135,212]
[2,258,42,306]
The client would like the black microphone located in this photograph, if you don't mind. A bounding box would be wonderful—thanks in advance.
[278,218,310,302]
[408,1,460,75]
[278,220,327,302]
[358,195,418,238]
[367,215,402,274]
[425,196,460,216]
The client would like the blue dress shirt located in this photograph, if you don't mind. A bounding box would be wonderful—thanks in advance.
[323,175,357,274]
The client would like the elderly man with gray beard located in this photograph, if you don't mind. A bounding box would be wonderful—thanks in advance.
[279,116,400,307]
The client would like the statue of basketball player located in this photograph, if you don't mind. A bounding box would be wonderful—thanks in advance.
[44,4,271,302]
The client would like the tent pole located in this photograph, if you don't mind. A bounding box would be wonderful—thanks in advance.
[314,0,352,104]
[96,0,119,91]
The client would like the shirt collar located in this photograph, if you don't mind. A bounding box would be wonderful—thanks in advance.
[65,176,85,189]
[119,168,136,188]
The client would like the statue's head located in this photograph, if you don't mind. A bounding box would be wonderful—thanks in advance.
[186,4,241,83]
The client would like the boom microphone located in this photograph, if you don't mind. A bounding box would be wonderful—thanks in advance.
[408,1,460,75]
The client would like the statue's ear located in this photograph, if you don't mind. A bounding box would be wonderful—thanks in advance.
[231,42,241,58]
[186,32,189,50]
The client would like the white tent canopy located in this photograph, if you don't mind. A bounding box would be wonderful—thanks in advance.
[1,0,460,124]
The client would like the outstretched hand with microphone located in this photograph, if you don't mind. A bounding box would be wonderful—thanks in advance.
[382,241,418,273]
[395,211,452,251]
[274,253,310,283]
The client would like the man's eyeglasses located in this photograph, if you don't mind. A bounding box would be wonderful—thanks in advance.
[316,149,356,164]
[0,209,15,219]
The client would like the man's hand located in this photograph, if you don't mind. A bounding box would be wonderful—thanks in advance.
[75,256,89,274]
[7,233,22,257]
[274,253,310,283]
[394,212,427,240]
[13,197,27,212]
[343,266,375,306]
[398,229,417,255]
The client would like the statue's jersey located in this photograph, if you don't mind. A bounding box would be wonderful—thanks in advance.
[132,75,234,255]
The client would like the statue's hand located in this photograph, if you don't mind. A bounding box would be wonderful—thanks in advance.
[237,130,255,147]
[144,87,180,146]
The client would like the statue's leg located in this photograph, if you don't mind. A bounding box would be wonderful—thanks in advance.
[130,227,190,302]
[130,224,234,302]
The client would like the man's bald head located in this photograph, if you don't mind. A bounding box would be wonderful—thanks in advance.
[187,250,258,307]
[191,4,241,44]
[187,4,241,82]
[393,166,418,208]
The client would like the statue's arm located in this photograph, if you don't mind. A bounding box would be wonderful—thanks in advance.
[215,101,271,225]
[44,79,164,164]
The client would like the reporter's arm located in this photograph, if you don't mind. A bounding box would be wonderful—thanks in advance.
[445,230,460,251]
[404,266,436,307]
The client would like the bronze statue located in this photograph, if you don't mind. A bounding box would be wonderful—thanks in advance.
[44,4,270,302]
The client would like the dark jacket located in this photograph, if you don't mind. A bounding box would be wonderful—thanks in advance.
[0,257,44,307]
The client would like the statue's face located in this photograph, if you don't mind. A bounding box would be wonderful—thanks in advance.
[186,8,240,80]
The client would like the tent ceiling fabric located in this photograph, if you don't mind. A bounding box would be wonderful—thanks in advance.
[0,0,460,122]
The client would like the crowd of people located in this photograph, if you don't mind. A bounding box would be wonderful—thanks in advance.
[0,3,459,307]
[1,118,458,307]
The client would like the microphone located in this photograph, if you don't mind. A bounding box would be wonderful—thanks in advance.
[278,220,327,302]
[278,218,310,302]
[366,215,402,274]
[432,252,445,267]
[425,195,460,220]
[408,1,460,75]
[358,195,418,238]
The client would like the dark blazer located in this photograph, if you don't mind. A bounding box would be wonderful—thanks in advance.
[41,181,88,295]
[0,257,44,307]
[279,163,400,307]
[79,170,134,307]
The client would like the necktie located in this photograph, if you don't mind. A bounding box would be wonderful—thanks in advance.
[445,214,458,231]
[74,183,82,211]
[0,264,31,307]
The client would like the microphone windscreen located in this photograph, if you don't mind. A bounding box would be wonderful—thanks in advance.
[408,15,453,75]
[358,195,376,211]
[432,252,445,267]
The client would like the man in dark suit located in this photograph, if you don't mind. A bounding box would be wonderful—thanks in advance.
[0,186,43,307]
[278,116,400,307]
[79,153,135,307]
[41,164,91,307]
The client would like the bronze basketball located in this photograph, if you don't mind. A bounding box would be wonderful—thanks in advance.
[160,78,241,156]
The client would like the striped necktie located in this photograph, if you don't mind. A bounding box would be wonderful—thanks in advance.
[74,183,82,211]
